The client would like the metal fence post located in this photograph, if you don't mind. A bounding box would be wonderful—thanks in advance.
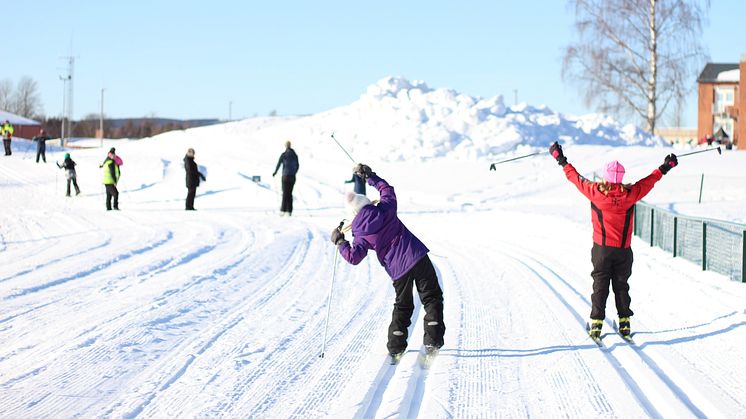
[650,208,655,247]
[702,222,707,271]
[742,230,745,283]
[673,217,678,258]
[698,174,704,204]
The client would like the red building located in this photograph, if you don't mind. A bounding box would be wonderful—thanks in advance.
[697,54,745,150]
[0,109,42,139]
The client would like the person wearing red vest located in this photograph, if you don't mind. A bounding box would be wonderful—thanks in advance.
[549,141,678,339]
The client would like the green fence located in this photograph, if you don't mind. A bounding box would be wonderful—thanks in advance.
[634,202,746,282]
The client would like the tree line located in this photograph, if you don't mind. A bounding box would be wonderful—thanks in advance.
[38,116,212,139]
[1,77,214,139]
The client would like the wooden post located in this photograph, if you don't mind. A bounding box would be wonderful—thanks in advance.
[698,174,704,204]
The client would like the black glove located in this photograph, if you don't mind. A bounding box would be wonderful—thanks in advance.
[549,141,567,166]
[354,163,375,180]
[330,227,346,245]
[659,153,677,175]
[272,171,277,177]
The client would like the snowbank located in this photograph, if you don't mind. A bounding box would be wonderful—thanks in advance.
[218,76,668,162]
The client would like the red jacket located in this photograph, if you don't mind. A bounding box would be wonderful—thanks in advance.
[563,163,662,248]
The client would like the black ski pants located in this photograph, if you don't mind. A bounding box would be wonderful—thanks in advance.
[590,244,634,320]
[3,139,10,155]
[186,186,197,210]
[281,175,295,214]
[36,145,46,163]
[66,177,80,196]
[387,255,445,354]
[105,184,119,210]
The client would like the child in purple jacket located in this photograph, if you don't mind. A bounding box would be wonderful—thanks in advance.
[331,164,445,360]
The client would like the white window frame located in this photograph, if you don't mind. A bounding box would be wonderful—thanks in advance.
[714,86,735,114]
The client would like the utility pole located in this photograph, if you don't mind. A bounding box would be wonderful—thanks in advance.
[100,88,105,148]
[59,54,78,147]
[58,74,70,147]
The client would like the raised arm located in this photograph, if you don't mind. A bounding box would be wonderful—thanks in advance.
[629,154,676,202]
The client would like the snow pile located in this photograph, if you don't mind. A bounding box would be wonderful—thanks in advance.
[194,77,667,164]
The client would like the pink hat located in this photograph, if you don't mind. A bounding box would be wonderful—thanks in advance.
[603,161,625,183]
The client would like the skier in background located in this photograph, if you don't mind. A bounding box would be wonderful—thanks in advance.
[101,149,120,210]
[103,147,123,168]
[183,147,206,210]
[330,164,445,362]
[549,141,677,339]
[56,152,81,196]
[1,120,13,156]
[345,172,366,195]
[272,140,299,216]
[32,129,50,163]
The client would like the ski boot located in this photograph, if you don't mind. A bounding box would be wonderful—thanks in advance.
[389,350,406,365]
[588,319,603,339]
[420,345,440,369]
[618,317,631,337]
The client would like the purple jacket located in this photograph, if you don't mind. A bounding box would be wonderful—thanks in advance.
[338,174,429,281]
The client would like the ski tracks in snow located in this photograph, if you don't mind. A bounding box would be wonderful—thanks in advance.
[492,241,723,418]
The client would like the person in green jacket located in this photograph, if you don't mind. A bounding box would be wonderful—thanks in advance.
[1,120,13,156]
[101,150,120,210]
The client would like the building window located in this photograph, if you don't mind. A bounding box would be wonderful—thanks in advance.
[714,86,735,114]
[713,116,734,138]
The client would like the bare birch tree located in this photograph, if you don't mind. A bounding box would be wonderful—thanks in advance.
[13,76,43,118]
[562,0,709,132]
[0,79,13,112]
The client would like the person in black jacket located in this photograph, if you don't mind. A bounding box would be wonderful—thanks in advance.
[56,152,81,196]
[32,129,50,163]
[272,140,299,216]
[184,148,206,210]
[345,172,366,195]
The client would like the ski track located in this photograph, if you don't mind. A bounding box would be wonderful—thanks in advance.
[3,152,746,418]
[495,241,715,418]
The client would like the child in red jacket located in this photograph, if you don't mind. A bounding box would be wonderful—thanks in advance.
[549,141,677,338]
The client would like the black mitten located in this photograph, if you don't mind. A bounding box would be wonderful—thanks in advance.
[549,141,567,166]
[659,153,678,175]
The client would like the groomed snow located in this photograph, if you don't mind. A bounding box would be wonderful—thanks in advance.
[1,78,746,418]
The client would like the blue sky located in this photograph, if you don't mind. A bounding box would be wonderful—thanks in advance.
[4,0,743,127]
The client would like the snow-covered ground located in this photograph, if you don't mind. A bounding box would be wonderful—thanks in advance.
[1,78,746,418]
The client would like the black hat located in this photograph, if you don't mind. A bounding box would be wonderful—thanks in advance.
[109,147,116,153]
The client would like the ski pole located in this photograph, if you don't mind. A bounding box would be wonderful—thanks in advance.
[489,151,544,170]
[677,146,721,158]
[320,220,345,358]
[330,132,356,163]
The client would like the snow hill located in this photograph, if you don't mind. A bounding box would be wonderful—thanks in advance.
[204,76,668,163]
[1,77,745,418]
